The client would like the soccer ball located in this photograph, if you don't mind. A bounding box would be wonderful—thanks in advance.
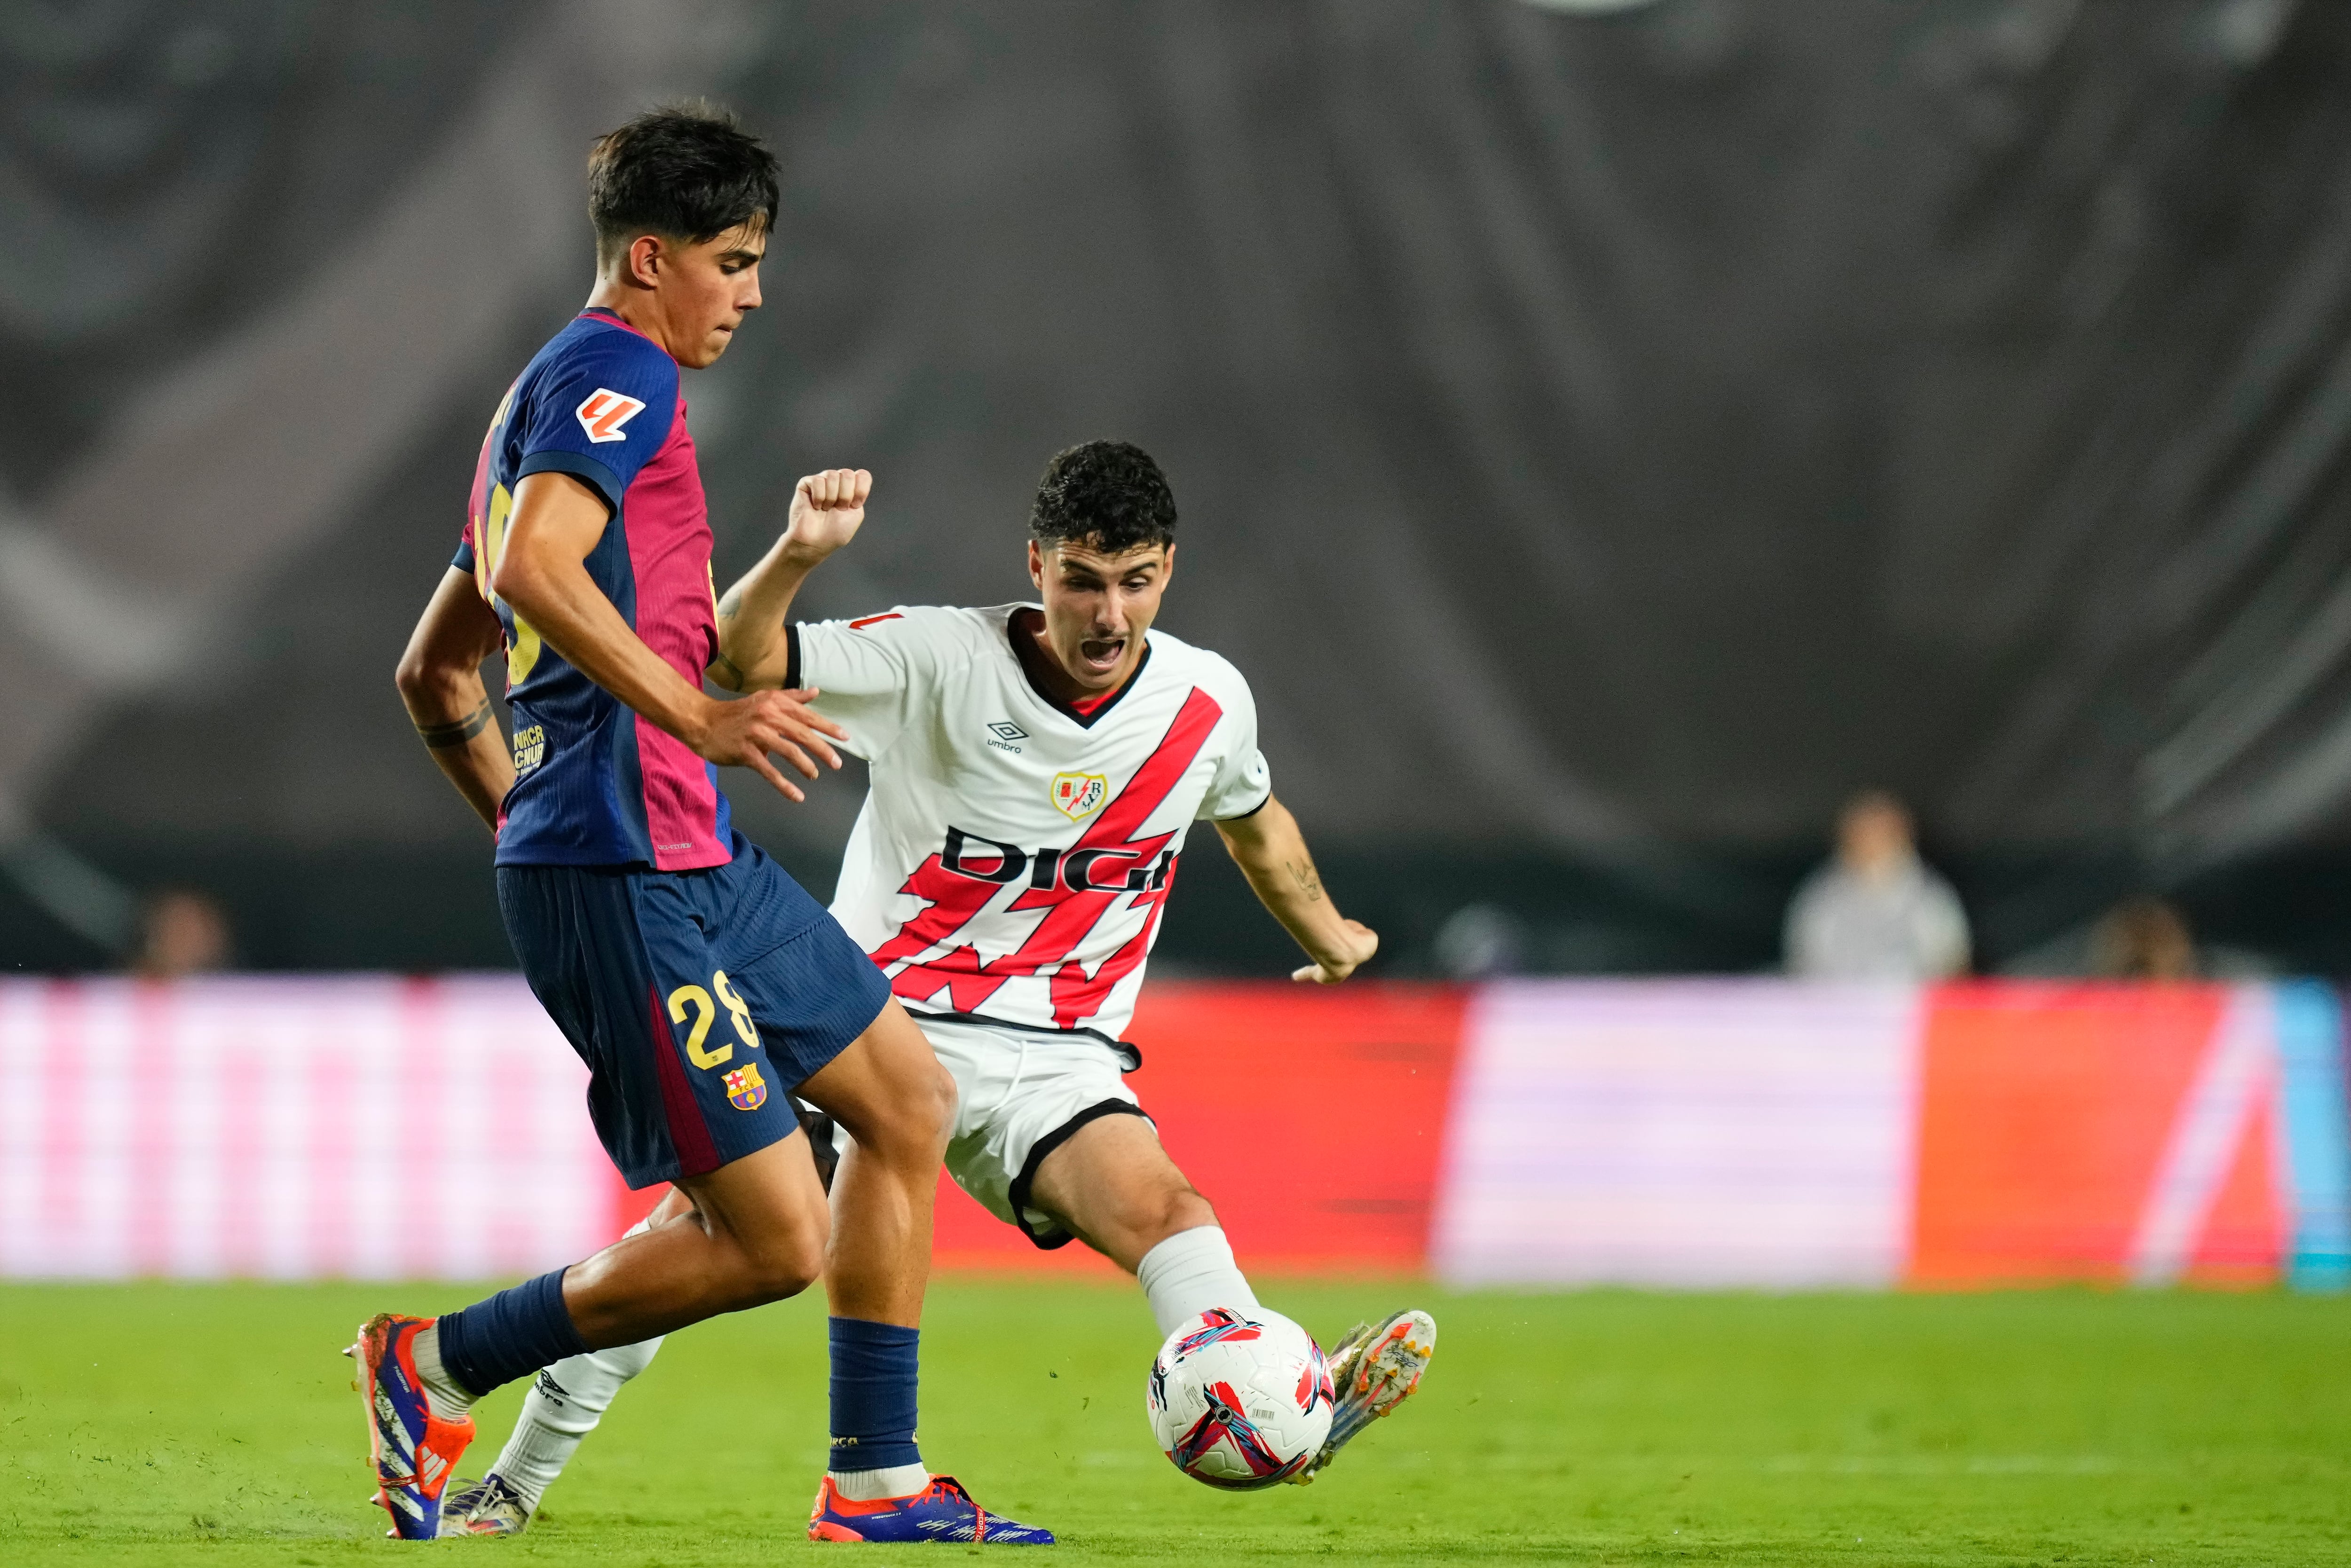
[1145,1307,1334,1489]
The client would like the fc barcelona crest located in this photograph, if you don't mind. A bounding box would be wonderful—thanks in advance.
[723,1063,768,1111]
[1051,772,1108,823]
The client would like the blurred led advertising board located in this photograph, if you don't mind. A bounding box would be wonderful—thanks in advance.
[1,977,2343,1286]
[1434,980,2350,1291]
[0,976,609,1280]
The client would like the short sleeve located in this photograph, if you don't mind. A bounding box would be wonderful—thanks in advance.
[513,326,679,515]
[795,608,947,761]
[1200,672,1274,820]
[452,530,476,574]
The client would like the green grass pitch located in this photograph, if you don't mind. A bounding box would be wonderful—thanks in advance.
[3,1278,2348,1565]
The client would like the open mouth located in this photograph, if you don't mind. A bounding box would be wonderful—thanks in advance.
[1079,636,1127,672]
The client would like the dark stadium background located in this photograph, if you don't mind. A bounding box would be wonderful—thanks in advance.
[7,0,2351,978]
[13,8,2351,1563]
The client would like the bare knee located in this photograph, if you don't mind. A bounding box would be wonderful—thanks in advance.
[912,1058,956,1145]
[850,1057,956,1166]
[699,1180,828,1309]
[725,1228,825,1309]
[1144,1182,1219,1249]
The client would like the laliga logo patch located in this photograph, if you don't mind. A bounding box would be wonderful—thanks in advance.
[575,387,646,443]
[723,1063,768,1111]
[1051,772,1107,823]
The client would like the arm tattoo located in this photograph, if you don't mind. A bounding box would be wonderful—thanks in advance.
[709,651,747,691]
[415,701,495,750]
[1285,858,1325,903]
[716,586,742,622]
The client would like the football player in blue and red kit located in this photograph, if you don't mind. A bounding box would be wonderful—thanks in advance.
[379,104,1049,1545]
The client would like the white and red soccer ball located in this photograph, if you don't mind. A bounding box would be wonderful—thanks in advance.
[1145,1307,1333,1489]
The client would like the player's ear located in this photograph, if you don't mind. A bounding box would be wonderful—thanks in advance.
[625,233,663,290]
[1158,543,1175,589]
[1027,539,1046,590]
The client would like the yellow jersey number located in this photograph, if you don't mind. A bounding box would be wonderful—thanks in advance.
[470,479,545,685]
[666,970,763,1070]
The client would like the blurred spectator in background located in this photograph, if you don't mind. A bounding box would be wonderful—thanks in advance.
[1783,791,1970,980]
[132,889,233,979]
[2003,894,2272,979]
[2090,896,2197,980]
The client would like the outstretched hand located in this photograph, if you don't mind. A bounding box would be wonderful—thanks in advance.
[785,468,872,559]
[690,687,848,803]
[1291,919,1379,985]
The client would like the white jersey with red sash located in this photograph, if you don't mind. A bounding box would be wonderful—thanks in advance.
[789,603,1271,1047]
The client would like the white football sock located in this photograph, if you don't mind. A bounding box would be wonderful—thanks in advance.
[490,1335,665,1509]
[1136,1225,1260,1339]
[828,1462,931,1502]
[484,1211,668,1509]
[409,1323,476,1423]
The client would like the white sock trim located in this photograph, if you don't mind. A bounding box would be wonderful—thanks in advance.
[1136,1224,1260,1340]
[828,1461,930,1502]
[409,1323,475,1423]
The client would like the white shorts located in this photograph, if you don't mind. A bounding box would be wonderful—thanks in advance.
[914,1012,1150,1248]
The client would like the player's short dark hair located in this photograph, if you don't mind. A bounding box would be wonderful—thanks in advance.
[1029,441,1178,554]
[587,102,780,268]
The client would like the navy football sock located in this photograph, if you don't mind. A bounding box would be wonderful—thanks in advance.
[434,1267,589,1399]
[828,1317,923,1474]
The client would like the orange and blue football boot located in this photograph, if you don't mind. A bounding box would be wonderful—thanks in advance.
[347,1313,476,1540]
[808,1474,1055,1544]
[1288,1308,1437,1485]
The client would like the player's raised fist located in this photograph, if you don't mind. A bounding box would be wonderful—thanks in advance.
[785,467,872,558]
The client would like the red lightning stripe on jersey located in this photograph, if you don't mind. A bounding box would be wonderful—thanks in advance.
[1045,854,1178,1025]
[876,687,1224,1024]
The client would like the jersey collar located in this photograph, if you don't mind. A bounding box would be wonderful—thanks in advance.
[1006,607,1150,730]
[577,306,667,352]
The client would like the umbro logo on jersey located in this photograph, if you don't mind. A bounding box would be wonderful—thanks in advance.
[987,721,1028,742]
[575,387,646,443]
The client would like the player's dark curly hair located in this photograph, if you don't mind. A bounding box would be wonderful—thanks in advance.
[587,102,780,267]
[1029,441,1178,553]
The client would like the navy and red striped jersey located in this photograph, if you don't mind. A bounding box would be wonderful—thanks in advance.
[455,309,732,870]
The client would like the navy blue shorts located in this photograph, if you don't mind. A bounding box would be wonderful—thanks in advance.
[497,834,891,1189]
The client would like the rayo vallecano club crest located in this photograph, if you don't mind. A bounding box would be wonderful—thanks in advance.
[1051,772,1108,823]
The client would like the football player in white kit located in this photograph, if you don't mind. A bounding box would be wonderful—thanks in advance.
[442,441,1436,1537]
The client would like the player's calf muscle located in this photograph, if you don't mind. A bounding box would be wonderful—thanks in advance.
[569,1231,820,1342]
[560,1236,790,1345]
[561,1145,829,1341]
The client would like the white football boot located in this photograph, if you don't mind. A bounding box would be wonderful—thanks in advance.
[1288,1308,1437,1484]
[437,1473,534,1536]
